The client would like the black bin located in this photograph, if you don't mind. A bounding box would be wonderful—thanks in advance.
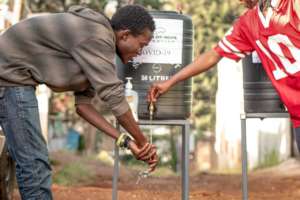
[117,11,193,120]
[243,54,286,113]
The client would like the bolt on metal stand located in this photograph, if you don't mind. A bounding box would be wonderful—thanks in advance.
[240,112,289,200]
[112,119,191,200]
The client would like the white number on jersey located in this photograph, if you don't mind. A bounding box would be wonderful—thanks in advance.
[256,34,300,80]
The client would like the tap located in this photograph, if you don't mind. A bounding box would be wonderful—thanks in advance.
[148,102,156,121]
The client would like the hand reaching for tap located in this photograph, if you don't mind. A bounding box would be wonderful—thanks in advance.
[147,80,173,103]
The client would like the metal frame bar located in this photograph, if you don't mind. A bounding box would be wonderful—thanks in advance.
[112,144,119,200]
[112,123,120,200]
[240,112,289,200]
[112,119,190,200]
[182,121,190,200]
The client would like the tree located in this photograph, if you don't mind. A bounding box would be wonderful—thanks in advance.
[26,0,106,12]
[26,0,163,13]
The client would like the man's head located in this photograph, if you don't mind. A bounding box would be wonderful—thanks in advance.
[111,5,155,63]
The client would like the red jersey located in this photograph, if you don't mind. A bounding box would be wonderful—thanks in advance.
[214,1,300,127]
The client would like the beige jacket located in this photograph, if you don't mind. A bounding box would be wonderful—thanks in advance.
[0,6,129,116]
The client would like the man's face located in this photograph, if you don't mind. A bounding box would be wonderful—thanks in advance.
[239,0,259,8]
[116,28,153,64]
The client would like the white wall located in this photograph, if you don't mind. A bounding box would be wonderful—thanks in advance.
[215,57,291,170]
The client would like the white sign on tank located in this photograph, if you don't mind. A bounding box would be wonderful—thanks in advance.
[133,18,183,64]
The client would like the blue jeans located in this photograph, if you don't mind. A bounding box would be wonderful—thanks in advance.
[0,86,53,200]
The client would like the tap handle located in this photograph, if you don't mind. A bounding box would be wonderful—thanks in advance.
[148,102,156,113]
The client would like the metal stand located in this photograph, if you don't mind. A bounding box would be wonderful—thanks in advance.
[112,119,191,200]
[112,123,120,200]
[240,112,289,200]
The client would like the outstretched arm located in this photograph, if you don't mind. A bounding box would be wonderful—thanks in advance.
[148,49,222,102]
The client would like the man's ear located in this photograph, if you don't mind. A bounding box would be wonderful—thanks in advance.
[117,29,131,41]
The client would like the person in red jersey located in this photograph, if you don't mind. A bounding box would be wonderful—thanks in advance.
[148,0,300,148]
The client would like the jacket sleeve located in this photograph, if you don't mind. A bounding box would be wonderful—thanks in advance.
[71,37,129,117]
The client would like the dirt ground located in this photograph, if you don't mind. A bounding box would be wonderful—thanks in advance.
[12,153,300,200]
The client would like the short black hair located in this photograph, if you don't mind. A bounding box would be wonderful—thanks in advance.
[111,5,155,36]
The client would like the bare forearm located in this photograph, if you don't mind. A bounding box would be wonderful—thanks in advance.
[76,104,119,139]
[169,49,221,86]
[116,109,147,147]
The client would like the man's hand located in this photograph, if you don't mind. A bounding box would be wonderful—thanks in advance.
[147,80,172,103]
[128,140,159,172]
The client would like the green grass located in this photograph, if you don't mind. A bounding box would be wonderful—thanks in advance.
[255,150,280,170]
[53,162,95,186]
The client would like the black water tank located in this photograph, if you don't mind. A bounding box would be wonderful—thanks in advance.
[243,54,286,113]
[118,11,193,120]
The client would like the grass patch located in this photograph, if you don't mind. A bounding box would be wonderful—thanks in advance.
[53,162,95,186]
[255,150,280,170]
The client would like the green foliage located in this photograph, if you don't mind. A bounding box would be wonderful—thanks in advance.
[134,0,163,9]
[26,0,163,13]
[78,134,86,152]
[27,0,107,12]
[257,150,280,169]
[169,130,178,172]
[53,162,95,186]
[166,0,244,133]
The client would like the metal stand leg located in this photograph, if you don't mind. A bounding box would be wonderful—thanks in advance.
[112,144,119,200]
[241,115,248,200]
[112,122,121,200]
[239,112,289,200]
[112,120,191,200]
[182,122,190,200]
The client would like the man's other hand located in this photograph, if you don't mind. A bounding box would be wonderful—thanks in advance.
[128,140,158,172]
